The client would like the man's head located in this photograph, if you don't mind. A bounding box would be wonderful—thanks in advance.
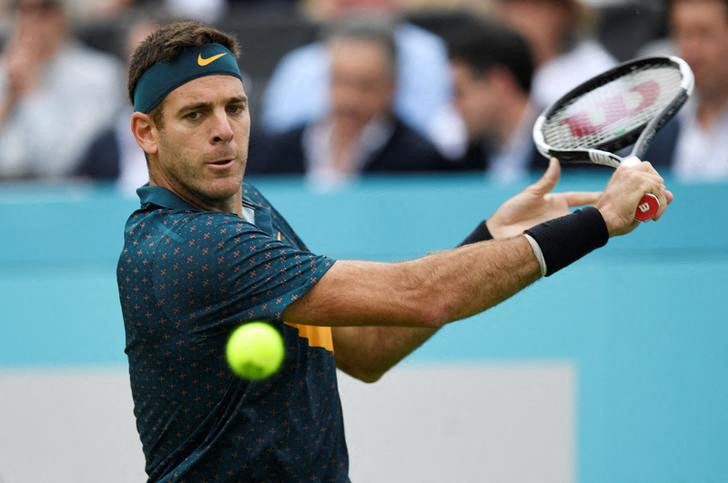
[129,21,250,214]
[669,0,728,100]
[497,0,591,66]
[128,21,241,115]
[325,14,397,132]
[304,0,396,21]
[447,20,534,143]
[11,0,68,60]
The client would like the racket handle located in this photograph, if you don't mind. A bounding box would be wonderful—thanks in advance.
[622,156,660,221]
[635,193,660,221]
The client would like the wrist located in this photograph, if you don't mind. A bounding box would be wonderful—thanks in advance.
[484,218,505,239]
[523,207,609,276]
[458,220,493,247]
[522,233,547,277]
[593,202,620,237]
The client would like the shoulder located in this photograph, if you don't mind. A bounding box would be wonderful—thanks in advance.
[388,118,442,155]
[51,43,124,99]
[273,42,326,73]
[63,42,124,76]
[396,22,446,50]
[126,208,261,244]
[242,182,270,207]
[368,117,447,171]
[643,116,681,169]
[247,126,307,174]
[76,126,120,179]
[552,40,616,73]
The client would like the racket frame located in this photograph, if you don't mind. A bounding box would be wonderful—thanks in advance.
[533,56,695,169]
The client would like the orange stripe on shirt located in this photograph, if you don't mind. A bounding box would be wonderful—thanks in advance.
[285,322,334,352]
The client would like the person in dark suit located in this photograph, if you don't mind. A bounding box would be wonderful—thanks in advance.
[446,18,610,182]
[649,0,728,182]
[247,13,448,189]
[75,12,165,193]
[446,19,545,181]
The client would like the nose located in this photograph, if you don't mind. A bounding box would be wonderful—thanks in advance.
[210,111,234,144]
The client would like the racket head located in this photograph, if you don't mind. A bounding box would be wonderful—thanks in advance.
[533,56,694,166]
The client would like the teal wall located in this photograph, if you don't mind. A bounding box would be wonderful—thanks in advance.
[1,173,726,482]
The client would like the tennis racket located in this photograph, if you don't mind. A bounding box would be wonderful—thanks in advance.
[533,56,694,221]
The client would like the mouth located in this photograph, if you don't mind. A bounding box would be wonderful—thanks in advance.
[206,158,236,170]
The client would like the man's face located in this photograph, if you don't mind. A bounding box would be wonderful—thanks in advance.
[498,0,572,65]
[329,38,395,132]
[149,75,251,211]
[451,61,498,142]
[671,0,728,97]
[13,0,66,57]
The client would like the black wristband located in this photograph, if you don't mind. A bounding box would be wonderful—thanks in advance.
[524,207,609,276]
[458,220,493,247]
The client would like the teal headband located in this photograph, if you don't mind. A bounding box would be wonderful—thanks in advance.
[133,43,242,113]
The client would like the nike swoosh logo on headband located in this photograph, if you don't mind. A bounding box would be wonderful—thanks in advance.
[197,52,227,67]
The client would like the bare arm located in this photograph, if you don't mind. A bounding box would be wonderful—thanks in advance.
[304,159,593,382]
[329,238,538,382]
[284,235,540,381]
[327,159,586,381]
[286,236,539,328]
[284,158,671,382]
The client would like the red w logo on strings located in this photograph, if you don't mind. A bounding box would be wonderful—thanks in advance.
[560,80,661,138]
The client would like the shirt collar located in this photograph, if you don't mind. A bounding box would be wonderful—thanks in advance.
[137,184,196,211]
[136,184,272,233]
[136,184,261,212]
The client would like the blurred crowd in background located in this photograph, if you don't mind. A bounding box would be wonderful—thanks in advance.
[0,0,727,193]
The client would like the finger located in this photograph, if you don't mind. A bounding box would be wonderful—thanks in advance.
[529,157,561,195]
[560,191,601,207]
[644,178,669,221]
[648,190,671,222]
[652,193,669,221]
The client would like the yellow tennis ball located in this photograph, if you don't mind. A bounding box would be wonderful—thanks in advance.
[226,322,285,380]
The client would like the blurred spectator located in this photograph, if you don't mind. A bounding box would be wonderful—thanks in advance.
[663,0,728,182]
[496,0,616,111]
[0,0,124,180]
[260,0,466,159]
[81,0,297,23]
[447,19,547,183]
[248,13,448,190]
[74,11,164,193]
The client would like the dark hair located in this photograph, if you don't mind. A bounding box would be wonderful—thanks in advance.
[127,20,240,105]
[447,19,534,94]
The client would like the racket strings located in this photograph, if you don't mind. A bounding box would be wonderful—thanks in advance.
[541,65,684,150]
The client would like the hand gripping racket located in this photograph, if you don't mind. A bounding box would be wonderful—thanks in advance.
[533,56,694,221]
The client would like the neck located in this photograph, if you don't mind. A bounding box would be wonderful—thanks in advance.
[148,177,244,218]
[493,95,529,149]
[42,38,65,62]
[697,89,728,128]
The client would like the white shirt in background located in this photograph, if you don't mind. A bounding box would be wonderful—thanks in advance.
[672,100,728,182]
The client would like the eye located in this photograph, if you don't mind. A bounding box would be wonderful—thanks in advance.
[185,111,202,121]
[227,103,246,115]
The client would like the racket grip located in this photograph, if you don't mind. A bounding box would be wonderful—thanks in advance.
[634,193,660,221]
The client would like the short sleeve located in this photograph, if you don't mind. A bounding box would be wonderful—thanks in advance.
[152,213,335,329]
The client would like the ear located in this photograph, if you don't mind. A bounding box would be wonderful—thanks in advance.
[130,112,159,156]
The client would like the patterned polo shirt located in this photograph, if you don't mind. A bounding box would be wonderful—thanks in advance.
[117,182,348,482]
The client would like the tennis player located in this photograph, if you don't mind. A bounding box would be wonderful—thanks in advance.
[118,21,671,481]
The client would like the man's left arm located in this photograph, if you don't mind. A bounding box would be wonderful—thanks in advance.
[332,325,439,383]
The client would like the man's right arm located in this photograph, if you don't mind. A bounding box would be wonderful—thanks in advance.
[283,158,669,382]
[284,234,541,330]
[284,158,669,329]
